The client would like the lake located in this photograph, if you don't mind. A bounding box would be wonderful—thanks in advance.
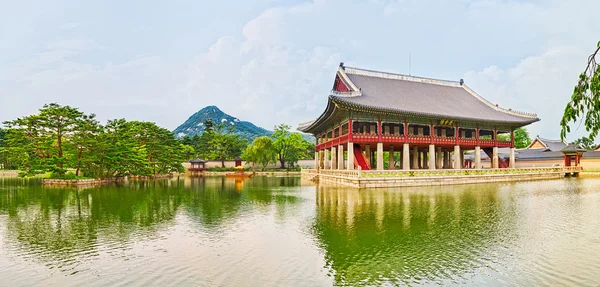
[0,176,599,286]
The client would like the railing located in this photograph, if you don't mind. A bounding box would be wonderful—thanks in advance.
[303,166,582,179]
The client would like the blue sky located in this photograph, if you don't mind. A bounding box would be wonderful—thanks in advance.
[1,0,598,141]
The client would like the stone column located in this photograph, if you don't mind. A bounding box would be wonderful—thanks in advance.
[510,147,515,168]
[418,151,423,169]
[460,152,464,169]
[365,145,371,168]
[324,148,330,169]
[403,143,410,170]
[475,146,482,169]
[331,146,337,170]
[377,142,384,170]
[389,146,395,170]
[454,145,461,169]
[436,147,442,169]
[347,142,354,170]
[428,144,436,170]
[492,146,499,169]
[338,145,344,170]
[413,146,419,169]
[314,151,319,170]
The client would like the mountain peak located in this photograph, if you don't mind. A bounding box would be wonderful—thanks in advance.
[173,105,270,141]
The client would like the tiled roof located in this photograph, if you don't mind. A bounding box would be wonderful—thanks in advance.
[527,136,567,151]
[332,66,539,124]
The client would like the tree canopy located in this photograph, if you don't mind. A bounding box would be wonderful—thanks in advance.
[2,103,185,178]
[570,136,596,150]
[272,124,313,168]
[560,41,600,141]
[243,136,276,171]
[496,128,531,149]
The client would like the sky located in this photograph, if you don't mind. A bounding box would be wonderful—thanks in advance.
[1,0,599,141]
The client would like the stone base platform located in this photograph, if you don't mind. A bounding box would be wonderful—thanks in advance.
[302,167,582,188]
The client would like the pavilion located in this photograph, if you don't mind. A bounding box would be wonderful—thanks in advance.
[298,63,539,171]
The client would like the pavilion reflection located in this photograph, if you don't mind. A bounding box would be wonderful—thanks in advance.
[313,183,516,286]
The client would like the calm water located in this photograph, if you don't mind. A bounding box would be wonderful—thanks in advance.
[0,176,599,286]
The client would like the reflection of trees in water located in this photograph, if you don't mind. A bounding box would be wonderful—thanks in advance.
[0,176,303,269]
[313,184,516,286]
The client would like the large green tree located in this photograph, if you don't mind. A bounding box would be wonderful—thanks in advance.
[3,103,86,176]
[561,42,600,141]
[243,136,276,171]
[272,124,312,168]
[209,122,247,167]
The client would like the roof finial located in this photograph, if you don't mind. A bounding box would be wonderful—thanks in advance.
[339,62,344,68]
[459,79,464,85]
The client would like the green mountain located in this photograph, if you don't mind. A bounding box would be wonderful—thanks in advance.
[173,106,272,142]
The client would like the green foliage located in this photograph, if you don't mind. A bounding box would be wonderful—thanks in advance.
[561,43,600,141]
[497,128,531,148]
[2,104,185,179]
[570,136,596,150]
[209,122,248,167]
[243,136,276,171]
[272,124,313,169]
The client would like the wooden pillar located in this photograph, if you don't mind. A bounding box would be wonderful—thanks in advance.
[338,145,344,170]
[475,146,482,169]
[454,145,461,169]
[347,142,354,170]
[509,147,515,168]
[429,144,436,170]
[492,146,499,169]
[403,143,410,170]
[413,146,419,169]
[389,145,395,170]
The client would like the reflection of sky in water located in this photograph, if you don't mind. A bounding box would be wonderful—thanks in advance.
[0,177,599,286]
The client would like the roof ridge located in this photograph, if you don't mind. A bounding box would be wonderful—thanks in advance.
[461,84,538,119]
[343,66,461,87]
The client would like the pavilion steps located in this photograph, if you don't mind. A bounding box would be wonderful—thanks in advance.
[354,145,371,170]
[483,148,509,168]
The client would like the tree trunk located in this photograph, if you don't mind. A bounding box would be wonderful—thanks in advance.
[221,159,225,168]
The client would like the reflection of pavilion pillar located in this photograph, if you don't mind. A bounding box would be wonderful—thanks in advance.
[454,145,461,169]
[324,148,330,169]
[429,144,436,170]
[492,146,499,169]
[376,142,384,170]
[475,146,482,169]
[510,147,515,168]
[338,145,344,170]
[403,143,410,170]
[413,146,419,169]
[331,146,337,170]
[436,147,442,169]
[347,142,354,170]
[389,146,395,170]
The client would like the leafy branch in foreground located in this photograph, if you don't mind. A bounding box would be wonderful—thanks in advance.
[560,41,600,141]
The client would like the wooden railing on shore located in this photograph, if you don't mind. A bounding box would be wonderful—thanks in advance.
[302,166,582,179]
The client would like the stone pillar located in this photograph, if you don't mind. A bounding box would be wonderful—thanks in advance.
[475,146,482,169]
[347,142,354,170]
[510,147,515,168]
[454,145,461,169]
[413,146,419,169]
[377,142,384,170]
[418,151,423,169]
[331,146,337,170]
[389,146,395,170]
[365,145,371,168]
[436,147,442,169]
[428,144,436,170]
[460,152,464,169]
[324,148,330,169]
[492,146,499,169]
[314,151,319,170]
[423,150,429,169]
[338,145,344,170]
[403,143,410,170]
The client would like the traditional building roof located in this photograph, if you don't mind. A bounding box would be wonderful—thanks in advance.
[189,158,207,164]
[526,136,567,151]
[299,64,539,133]
[561,144,587,154]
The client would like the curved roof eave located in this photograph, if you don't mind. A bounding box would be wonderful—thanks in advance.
[331,97,540,127]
